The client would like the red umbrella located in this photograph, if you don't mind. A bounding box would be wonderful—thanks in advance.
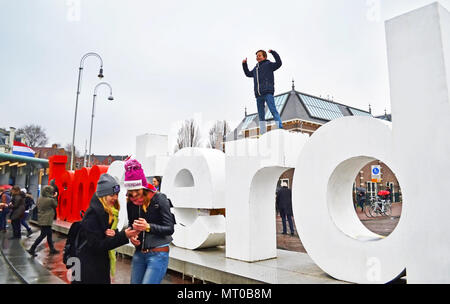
[378,190,390,196]
[0,185,12,190]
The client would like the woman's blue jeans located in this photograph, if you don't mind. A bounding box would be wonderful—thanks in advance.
[131,250,169,284]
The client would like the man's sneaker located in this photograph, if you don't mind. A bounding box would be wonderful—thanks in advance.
[27,230,33,237]
[49,249,60,255]
[27,249,37,257]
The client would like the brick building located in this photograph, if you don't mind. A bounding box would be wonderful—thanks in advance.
[34,144,128,170]
[227,82,401,202]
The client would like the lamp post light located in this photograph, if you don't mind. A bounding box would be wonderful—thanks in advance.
[88,82,114,167]
[70,52,104,170]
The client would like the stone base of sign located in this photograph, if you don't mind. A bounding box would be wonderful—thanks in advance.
[48,220,345,284]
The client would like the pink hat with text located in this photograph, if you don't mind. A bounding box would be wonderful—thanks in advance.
[123,159,156,192]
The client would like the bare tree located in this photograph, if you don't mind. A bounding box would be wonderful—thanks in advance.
[208,120,231,152]
[65,144,81,158]
[65,143,81,169]
[174,119,201,153]
[17,124,49,147]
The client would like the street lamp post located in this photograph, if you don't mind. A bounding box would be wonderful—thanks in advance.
[88,82,114,167]
[70,52,104,170]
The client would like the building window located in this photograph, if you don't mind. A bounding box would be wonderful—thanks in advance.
[367,181,377,200]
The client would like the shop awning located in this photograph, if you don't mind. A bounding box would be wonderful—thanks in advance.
[0,152,49,167]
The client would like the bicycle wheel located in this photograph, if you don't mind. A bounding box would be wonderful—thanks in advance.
[368,203,378,217]
[383,203,392,217]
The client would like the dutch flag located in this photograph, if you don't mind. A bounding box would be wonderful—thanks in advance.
[12,141,35,158]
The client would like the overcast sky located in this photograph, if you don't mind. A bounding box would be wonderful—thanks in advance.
[1,0,449,156]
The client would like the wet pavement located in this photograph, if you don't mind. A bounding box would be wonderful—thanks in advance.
[1,203,403,284]
[19,226,195,284]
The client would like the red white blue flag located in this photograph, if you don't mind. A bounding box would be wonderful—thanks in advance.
[12,141,35,157]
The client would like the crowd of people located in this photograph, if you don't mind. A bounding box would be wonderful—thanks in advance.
[0,185,35,239]
[0,158,172,285]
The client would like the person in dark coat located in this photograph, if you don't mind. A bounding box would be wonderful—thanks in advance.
[27,185,58,256]
[75,173,139,284]
[243,49,284,135]
[276,182,295,236]
[9,186,25,239]
[0,190,11,233]
[357,191,366,211]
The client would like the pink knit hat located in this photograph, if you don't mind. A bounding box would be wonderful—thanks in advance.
[123,159,156,192]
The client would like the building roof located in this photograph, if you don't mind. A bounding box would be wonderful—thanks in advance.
[375,113,392,122]
[0,152,49,168]
[228,86,373,140]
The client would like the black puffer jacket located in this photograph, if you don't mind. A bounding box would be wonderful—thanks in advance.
[127,192,175,251]
[76,195,128,284]
[243,50,282,97]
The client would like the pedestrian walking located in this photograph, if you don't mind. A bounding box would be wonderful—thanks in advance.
[74,173,139,284]
[243,49,284,135]
[50,179,59,220]
[27,185,59,256]
[20,188,34,237]
[9,186,25,239]
[357,191,366,211]
[0,189,11,233]
[276,182,295,236]
[124,159,175,284]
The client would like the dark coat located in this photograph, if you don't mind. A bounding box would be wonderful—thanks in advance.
[37,185,57,226]
[127,192,175,251]
[276,186,293,216]
[10,193,25,221]
[243,50,282,97]
[77,195,128,284]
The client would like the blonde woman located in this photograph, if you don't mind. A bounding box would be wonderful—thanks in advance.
[74,173,139,284]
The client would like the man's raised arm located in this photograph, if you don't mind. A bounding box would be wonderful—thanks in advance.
[242,58,253,78]
[269,50,282,71]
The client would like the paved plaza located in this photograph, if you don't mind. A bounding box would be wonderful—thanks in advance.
[0,203,403,284]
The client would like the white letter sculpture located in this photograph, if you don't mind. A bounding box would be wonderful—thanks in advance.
[292,2,450,284]
[163,148,226,249]
[225,130,309,262]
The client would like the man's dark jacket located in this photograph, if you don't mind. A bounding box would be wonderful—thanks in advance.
[243,50,282,97]
[276,186,293,216]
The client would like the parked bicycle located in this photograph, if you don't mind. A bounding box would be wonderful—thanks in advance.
[367,196,392,217]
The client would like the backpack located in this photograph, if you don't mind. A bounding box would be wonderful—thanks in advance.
[167,198,176,224]
[63,211,87,269]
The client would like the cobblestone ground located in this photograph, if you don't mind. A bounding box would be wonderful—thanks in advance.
[276,203,403,253]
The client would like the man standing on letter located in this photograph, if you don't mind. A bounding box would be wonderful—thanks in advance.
[242,49,284,135]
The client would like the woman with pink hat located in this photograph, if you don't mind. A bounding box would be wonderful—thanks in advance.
[124,159,175,284]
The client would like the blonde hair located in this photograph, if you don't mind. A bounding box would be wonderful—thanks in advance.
[98,195,120,224]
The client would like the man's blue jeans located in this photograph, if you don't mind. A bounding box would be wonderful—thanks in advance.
[256,94,283,135]
[21,212,32,233]
[131,250,169,284]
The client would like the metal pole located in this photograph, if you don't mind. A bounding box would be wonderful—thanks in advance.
[70,67,83,170]
[88,82,113,167]
[88,94,97,167]
[70,53,104,170]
